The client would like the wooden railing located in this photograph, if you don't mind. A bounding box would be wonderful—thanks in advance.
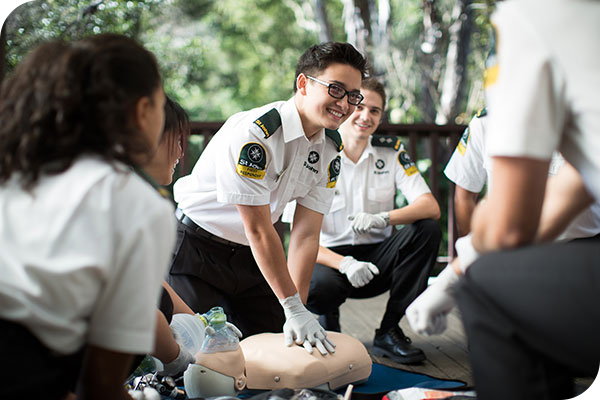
[184,122,467,263]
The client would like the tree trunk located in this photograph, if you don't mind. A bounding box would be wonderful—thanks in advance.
[313,0,333,43]
[436,0,473,124]
[342,0,370,56]
[419,0,440,122]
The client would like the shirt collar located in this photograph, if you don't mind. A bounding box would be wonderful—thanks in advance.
[341,139,375,164]
[281,97,325,144]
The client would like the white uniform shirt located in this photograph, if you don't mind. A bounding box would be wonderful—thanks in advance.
[444,112,492,193]
[315,138,431,247]
[0,157,176,355]
[486,0,600,203]
[174,98,342,245]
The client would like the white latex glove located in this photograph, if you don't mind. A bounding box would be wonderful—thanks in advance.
[157,344,195,377]
[406,265,460,336]
[279,292,336,355]
[348,212,389,234]
[454,234,479,272]
[339,256,380,288]
[129,387,161,400]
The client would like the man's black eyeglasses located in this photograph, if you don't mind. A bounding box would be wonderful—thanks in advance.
[306,75,364,106]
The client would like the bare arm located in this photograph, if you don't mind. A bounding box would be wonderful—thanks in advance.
[471,156,550,252]
[76,345,136,400]
[536,161,595,242]
[152,310,179,364]
[388,192,441,225]
[316,245,344,270]
[287,204,324,302]
[236,204,297,299]
[453,186,479,237]
[162,281,193,315]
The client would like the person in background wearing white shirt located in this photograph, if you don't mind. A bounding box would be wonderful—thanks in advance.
[0,34,175,400]
[300,78,441,364]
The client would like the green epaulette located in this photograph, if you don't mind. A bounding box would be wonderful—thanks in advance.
[253,108,282,139]
[476,108,487,118]
[325,129,344,152]
[371,134,402,151]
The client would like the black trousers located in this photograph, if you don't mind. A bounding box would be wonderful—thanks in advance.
[0,319,83,399]
[307,219,441,331]
[167,221,284,337]
[455,235,600,400]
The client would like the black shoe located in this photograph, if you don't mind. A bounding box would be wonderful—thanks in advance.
[372,326,426,364]
[318,309,341,332]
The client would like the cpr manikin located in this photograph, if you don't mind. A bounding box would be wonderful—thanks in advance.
[174,309,372,398]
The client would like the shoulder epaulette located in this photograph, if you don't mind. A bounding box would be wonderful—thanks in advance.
[371,135,402,151]
[475,108,487,118]
[253,108,282,139]
[325,129,344,152]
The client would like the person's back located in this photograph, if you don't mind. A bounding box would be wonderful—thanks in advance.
[0,34,175,400]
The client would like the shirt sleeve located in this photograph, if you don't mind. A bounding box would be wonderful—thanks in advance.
[485,4,567,160]
[215,122,274,206]
[87,178,176,354]
[394,149,431,204]
[444,117,488,193]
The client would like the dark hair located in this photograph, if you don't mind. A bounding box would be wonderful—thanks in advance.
[163,96,190,155]
[361,77,387,111]
[0,33,162,188]
[294,42,368,92]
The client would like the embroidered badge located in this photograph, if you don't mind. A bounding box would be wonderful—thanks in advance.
[375,159,385,169]
[237,142,267,180]
[327,156,341,188]
[398,150,418,176]
[253,108,282,139]
[308,151,320,164]
[456,126,470,156]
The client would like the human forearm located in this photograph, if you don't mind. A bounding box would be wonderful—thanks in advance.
[76,345,136,400]
[162,281,193,315]
[454,187,479,237]
[237,204,297,299]
[316,246,344,269]
[152,310,179,364]
[388,193,441,225]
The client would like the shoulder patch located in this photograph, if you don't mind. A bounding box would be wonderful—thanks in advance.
[475,108,487,118]
[397,150,418,176]
[371,135,401,151]
[325,129,344,152]
[253,108,281,139]
[327,155,342,188]
[237,142,267,180]
[456,126,470,156]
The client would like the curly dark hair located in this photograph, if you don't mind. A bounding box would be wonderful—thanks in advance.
[294,42,368,92]
[0,33,162,188]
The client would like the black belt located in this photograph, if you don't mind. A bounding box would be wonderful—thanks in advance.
[175,208,245,248]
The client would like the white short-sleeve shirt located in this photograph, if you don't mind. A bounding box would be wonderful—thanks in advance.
[444,112,491,193]
[311,136,431,247]
[485,0,600,202]
[174,98,342,245]
[0,157,176,355]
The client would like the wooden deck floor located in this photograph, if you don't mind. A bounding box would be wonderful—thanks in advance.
[339,292,473,386]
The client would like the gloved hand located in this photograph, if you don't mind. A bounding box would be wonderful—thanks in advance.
[279,292,336,355]
[129,387,161,400]
[406,264,460,336]
[454,234,479,273]
[339,256,379,288]
[348,212,390,234]
[156,344,195,377]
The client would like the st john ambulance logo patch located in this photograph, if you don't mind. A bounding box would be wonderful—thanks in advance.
[308,151,320,164]
[398,150,418,176]
[237,142,267,179]
[327,156,341,188]
[375,159,385,169]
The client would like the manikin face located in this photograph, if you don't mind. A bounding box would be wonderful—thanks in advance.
[296,63,362,137]
[339,88,384,141]
[145,131,183,185]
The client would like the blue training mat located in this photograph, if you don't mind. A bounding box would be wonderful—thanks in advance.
[342,362,466,394]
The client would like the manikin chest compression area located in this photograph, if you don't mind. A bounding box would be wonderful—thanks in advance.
[171,309,372,398]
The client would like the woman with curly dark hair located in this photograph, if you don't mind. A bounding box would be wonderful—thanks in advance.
[0,34,176,400]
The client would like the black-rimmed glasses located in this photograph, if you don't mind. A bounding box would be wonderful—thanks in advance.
[306,75,364,106]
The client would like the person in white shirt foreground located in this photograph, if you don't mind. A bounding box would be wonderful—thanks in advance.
[407,1,600,398]
[296,78,441,364]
